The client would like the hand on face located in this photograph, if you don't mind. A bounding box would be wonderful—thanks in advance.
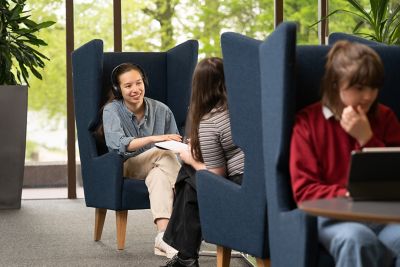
[340,105,373,146]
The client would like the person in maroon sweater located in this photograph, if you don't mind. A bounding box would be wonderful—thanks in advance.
[290,40,400,267]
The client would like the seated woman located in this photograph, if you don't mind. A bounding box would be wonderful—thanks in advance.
[102,63,181,258]
[162,57,244,267]
[290,41,400,267]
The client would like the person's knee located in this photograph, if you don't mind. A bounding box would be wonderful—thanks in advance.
[146,172,171,187]
[332,228,394,267]
[331,226,377,256]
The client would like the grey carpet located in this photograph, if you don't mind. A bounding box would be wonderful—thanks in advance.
[0,199,250,267]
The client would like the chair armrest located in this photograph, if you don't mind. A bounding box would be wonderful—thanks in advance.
[197,170,269,258]
[268,207,318,267]
[197,169,242,196]
[83,151,124,210]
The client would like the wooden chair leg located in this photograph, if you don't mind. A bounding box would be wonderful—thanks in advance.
[94,208,107,241]
[116,210,128,250]
[217,245,231,267]
[256,257,271,267]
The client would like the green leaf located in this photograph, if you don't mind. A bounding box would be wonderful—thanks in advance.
[29,66,43,80]
[353,21,365,33]
[0,0,54,87]
[21,38,47,46]
[35,21,56,30]
[18,62,30,86]
[309,9,345,28]
[22,18,37,29]
[346,0,370,20]
[10,3,23,21]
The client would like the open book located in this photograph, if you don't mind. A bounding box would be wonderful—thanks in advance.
[155,140,188,152]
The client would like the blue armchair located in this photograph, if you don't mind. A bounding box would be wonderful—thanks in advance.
[261,32,400,266]
[196,23,296,267]
[328,32,384,45]
[72,39,198,249]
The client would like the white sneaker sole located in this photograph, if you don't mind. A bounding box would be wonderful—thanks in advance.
[154,247,167,257]
[154,247,176,259]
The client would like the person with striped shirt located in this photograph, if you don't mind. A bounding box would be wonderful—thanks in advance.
[161,57,244,267]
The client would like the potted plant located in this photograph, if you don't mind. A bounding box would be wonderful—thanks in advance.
[0,0,55,209]
[313,0,400,45]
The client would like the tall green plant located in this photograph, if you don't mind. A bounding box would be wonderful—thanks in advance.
[313,0,400,44]
[0,0,55,86]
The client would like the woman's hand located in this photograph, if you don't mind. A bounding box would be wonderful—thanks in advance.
[340,105,373,146]
[152,134,182,143]
[178,146,206,170]
[178,148,193,165]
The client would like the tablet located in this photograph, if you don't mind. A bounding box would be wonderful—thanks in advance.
[348,148,400,201]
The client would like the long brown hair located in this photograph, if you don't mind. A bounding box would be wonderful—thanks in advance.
[321,40,384,118]
[189,57,227,162]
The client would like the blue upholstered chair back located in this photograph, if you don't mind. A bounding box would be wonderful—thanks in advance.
[72,39,198,209]
[328,32,384,46]
[196,30,274,258]
[222,33,264,194]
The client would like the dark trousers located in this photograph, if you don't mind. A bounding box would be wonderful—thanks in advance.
[163,164,201,259]
[163,164,242,259]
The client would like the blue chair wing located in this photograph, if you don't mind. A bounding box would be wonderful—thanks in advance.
[260,23,329,267]
[196,31,267,258]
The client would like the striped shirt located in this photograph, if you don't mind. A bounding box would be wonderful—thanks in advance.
[199,108,244,176]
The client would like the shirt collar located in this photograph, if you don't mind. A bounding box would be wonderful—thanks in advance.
[322,105,334,120]
[143,97,149,119]
[122,97,149,119]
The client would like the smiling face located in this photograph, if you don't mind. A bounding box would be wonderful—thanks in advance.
[119,69,145,109]
[339,83,379,113]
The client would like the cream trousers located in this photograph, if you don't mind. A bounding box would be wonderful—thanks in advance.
[123,147,180,221]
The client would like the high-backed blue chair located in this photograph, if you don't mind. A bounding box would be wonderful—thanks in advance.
[328,32,384,45]
[72,39,198,249]
[261,32,400,266]
[196,23,296,267]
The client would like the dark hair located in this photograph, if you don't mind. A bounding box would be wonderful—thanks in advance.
[110,63,148,99]
[189,57,227,162]
[321,40,384,118]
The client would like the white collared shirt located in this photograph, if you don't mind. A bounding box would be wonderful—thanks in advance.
[322,105,335,120]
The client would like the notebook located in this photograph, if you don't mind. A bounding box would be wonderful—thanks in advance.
[347,147,400,201]
[155,140,188,153]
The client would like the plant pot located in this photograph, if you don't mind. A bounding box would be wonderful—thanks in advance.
[0,85,28,209]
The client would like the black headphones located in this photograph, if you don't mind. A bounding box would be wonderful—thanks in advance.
[110,63,149,99]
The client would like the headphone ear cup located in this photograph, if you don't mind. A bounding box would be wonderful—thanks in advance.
[111,65,123,99]
[112,83,122,98]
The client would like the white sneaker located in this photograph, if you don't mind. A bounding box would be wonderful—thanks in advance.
[154,232,178,259]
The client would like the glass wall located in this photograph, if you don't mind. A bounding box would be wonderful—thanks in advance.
[22,0,371,198]
[23,0,70,198]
